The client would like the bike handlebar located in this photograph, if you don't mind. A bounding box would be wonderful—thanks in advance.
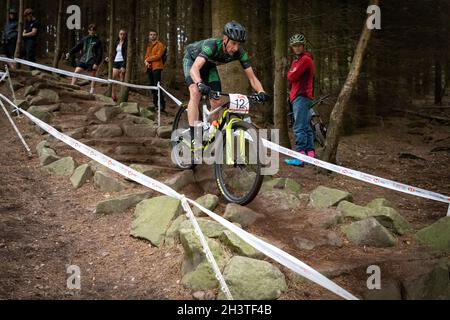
[208,90,266,103]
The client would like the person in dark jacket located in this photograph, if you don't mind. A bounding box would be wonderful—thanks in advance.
[22,8,39,70]
[285,33,315,167]
[67,24,103,94]
[108,29,127,102]
[3,8,18,59]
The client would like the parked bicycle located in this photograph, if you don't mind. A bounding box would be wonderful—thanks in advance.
[287,94,329,147]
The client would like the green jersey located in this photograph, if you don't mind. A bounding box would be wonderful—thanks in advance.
[185,38,251,70]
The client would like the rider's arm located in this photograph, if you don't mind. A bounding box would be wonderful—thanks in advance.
[190,56,207,84]
[244,67,265,93]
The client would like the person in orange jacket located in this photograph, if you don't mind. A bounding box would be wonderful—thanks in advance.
[144,30,166,112]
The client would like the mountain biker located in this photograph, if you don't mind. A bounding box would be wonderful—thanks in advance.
[285,33,315,167]
[183,21,269,148]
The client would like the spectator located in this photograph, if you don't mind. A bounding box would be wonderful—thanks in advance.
[107,29,127,102]
[285,33,315,167]
[3,8,18,60]
[22,8,39,69]
[144,30,166,112]
[67,24,103,94]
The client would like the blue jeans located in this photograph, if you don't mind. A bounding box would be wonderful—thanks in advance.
[292,96,314,153]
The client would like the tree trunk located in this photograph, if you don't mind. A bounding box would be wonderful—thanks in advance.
[119,0,136,103]
[211,0,247,93]
[203,0,212,38]
[321,0,378,164]
[106,0,115,97]
[166,0,177,87]
[273,0,290,148]
[52,0,64,68]
[434,60,442,105]
[6,0,10,23]
[257,0,273,124]
[14,0,24,59]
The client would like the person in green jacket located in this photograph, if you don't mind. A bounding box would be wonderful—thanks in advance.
[67,24,103,94]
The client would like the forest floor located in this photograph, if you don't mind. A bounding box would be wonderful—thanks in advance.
[0,62,449,300]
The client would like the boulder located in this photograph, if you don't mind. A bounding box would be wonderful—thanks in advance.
[367,198,394,209]
[120,102,140,115]
[260,177,301,194]
[217,256,287,300]
[44,157,77,176]
[220,230,264,259]
[25,85,37,96]
[178,217,228,238]
[38,147,60,166]
[192,194,219,216]
[164,215,188,246]
[93,171,126,193]
[368,206,411,235]
[94,106,121,122]
[129,164,164,179]
[70,164,93,189]
[337,201,372,220]
[95,191,151,215]
[14,99,30,110]
[94,94,115,104]
[416,216,450,252]
[130,196,182,247]
[342,217,397,247]
[27,106,51,123]
[223,203,263,228]
[309,186,352,209]
[180,229,230,290]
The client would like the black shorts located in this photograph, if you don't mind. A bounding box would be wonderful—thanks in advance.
[77,62,96,72]
[183,54,221,92]
[113,61,125,70]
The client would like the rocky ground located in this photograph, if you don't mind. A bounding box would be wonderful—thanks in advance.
[0,66,449,300]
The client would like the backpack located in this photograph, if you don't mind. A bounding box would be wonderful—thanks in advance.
[162,46,168,65]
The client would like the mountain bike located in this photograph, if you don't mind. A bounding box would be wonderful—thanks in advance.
[171,91,266,205]
[287,95,329,147]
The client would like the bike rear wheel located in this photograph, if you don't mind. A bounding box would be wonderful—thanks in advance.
[214,120,263,205]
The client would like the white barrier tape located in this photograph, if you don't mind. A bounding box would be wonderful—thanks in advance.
[159,84,183,107]
[0,72,8,82]
[263,139,450,205]
[0,92,357,300]
[0,99,32,156]
[180,196,233,300]
[108,79,157,90]
[0,93,233,300]
[0,94,178,199]
[158,87,450,207]
[14,58,110,84]
[187,198,358,300]
[0,56,16,64]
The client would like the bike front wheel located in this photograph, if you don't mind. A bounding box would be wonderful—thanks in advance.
[214,120,264,205]
[171,106,196,170]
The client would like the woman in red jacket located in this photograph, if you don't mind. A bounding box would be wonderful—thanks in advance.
[285,33,315,166]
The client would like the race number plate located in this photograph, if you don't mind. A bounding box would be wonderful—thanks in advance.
[229,94,250,114]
